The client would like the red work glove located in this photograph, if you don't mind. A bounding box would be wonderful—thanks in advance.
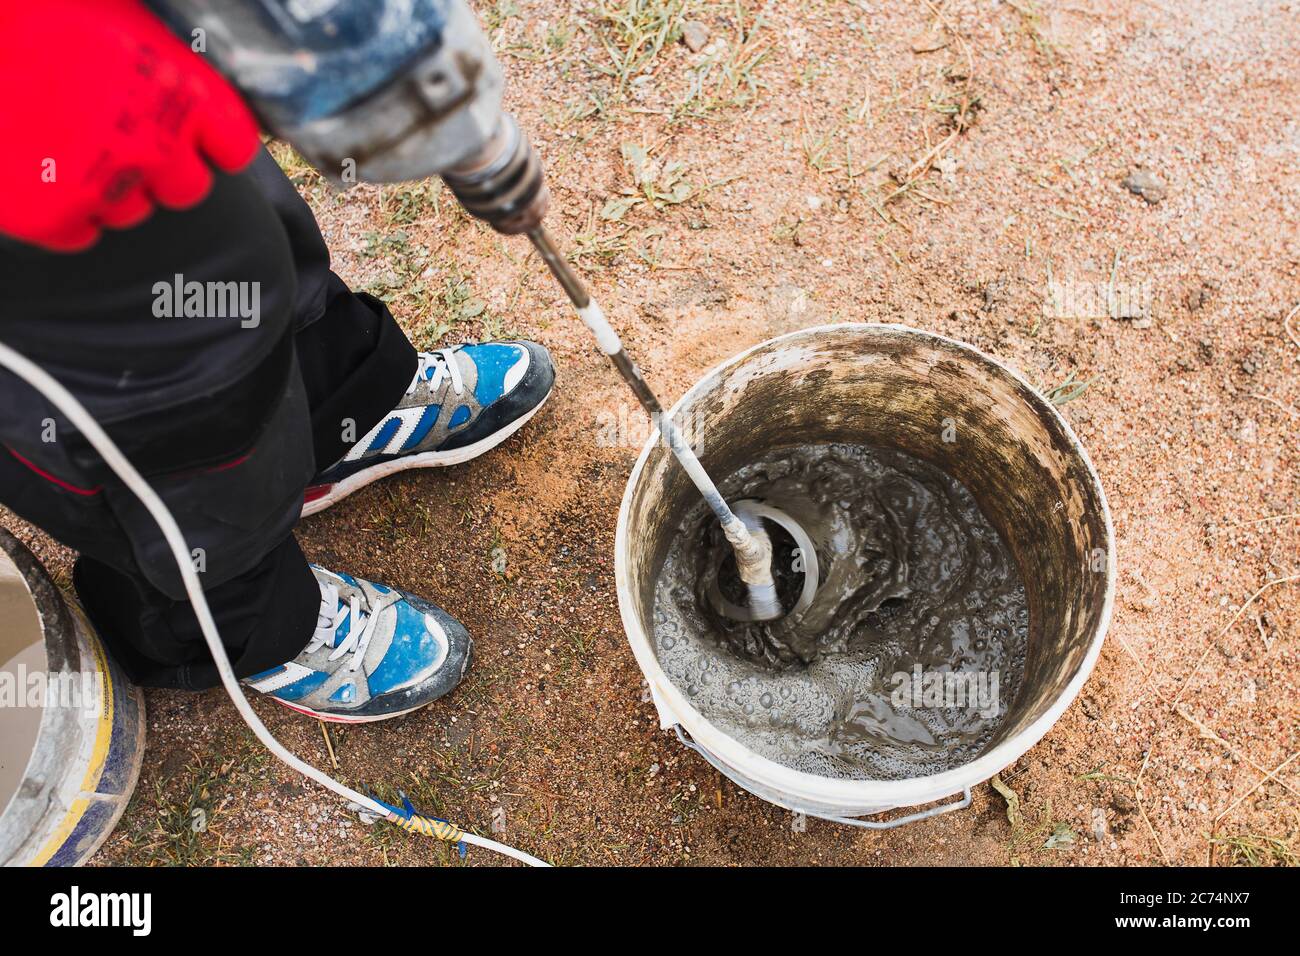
[0,0,262,252]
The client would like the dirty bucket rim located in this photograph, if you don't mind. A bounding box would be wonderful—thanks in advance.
[0,529,147,866]
[615,322,1116,809]
[0,543,49,823]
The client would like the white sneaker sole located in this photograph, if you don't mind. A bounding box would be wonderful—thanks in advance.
[268,696,432,724]
[301,392,551,518]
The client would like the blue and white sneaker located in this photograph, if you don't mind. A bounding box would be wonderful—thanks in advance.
[244,567,472,723]
[302,341,554,516]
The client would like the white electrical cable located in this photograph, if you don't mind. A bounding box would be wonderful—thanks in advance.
[0,340,548,868]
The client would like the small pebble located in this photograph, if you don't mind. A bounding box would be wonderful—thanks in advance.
[1091,807,1109,842]
[682,20,710,53]
[1123,169,1167,204]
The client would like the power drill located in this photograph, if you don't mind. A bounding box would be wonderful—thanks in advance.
[145,0,547,233]
[146,0,786,618]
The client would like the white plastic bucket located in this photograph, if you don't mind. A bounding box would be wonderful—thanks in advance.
[615,324,1114,824]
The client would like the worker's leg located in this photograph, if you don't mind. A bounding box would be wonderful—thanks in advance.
[239,150,557,517]
[241,148,419,469]
[0,166,321,689]
[0,155,474,713]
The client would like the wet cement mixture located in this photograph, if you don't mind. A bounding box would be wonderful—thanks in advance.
[653,443,1029,780]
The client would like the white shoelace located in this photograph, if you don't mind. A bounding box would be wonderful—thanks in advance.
[306,580,378,672]
[406,348,464,397]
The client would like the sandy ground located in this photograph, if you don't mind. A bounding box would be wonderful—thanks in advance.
[4,0,1297,866]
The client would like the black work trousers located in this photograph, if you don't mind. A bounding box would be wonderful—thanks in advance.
[0,149,416,689]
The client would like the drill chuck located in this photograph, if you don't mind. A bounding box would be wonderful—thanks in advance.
[442,114,550,235]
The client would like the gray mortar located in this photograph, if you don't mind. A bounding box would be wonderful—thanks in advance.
[653,443,1028,781]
